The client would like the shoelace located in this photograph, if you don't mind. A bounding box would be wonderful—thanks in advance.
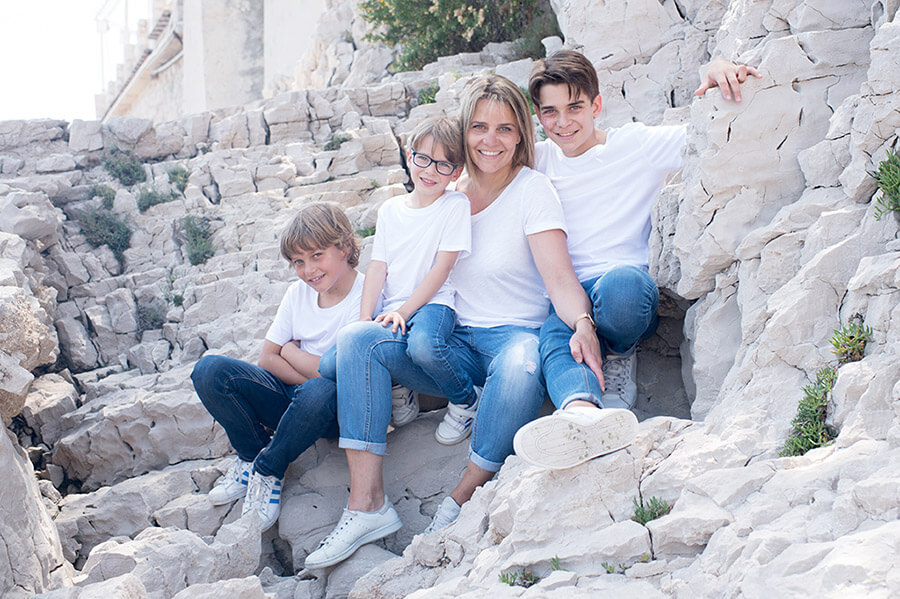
[604,359,630,394]
[247,475,277,507]
[216,459,246,487]
[318,510,355,547]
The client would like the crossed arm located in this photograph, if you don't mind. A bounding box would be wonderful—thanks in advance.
[257,339,321,385]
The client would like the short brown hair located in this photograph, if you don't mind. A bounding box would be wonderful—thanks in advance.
[408,115,465,166]
[459,74,535,173]
[279,202,360,267]
[529,50,600,109]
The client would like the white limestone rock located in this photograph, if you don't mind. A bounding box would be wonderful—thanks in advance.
[0,285,59,372]
[36,154,77,174]
[0,350,34,424]
[68,120,104,153]
[31,573,148,599]
[0,191,62,242]
[171,576,272,599]
[21,373,79,446]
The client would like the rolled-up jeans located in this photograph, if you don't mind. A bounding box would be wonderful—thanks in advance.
[191,354,339,479]
[335,321,545,472]
[539,265,658,409]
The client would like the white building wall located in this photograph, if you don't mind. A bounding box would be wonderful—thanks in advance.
[263,0,327,97]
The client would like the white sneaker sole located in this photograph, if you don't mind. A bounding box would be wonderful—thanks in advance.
[304,516,402,569]
[434,424,472,446]
[513,408,638,470]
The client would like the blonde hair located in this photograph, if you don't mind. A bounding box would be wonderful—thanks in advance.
[279,202,360,267]
[408,115,465,166]
[459,74,535,174]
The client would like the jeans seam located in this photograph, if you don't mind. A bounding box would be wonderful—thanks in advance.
[221,373,280,450]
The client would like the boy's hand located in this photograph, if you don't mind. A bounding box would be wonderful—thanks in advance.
[695,59,762,103]
[375,311,408,334]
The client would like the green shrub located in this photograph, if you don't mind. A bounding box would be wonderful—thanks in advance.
[872,149,900,221]
[137,302,166,332]
[359,0,541,71]
[103,149,146,186]
[498,569,538,588]
[79,208,132,264]
[780,366,838,457]
[356,226,376,238]
[137,187,180,212]
[511,2,562,59]
[324,133,351,151]
[89,184,116,210]
[417,83,439,105]
[632,496,672,526]
[830,318,872,364]
[181,215,214,265]
[167,165,191,193]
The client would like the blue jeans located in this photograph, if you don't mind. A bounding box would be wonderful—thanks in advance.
[540,265,659,409]
[191,354,339,479]
[406,304,475,406]
[335,321,545,472]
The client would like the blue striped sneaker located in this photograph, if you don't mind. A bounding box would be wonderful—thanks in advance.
[208,456,251,505]
[434,389,480,445]
[242,470,283,531]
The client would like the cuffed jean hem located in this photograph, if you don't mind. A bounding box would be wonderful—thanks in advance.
[559,392,602,410]
[469,448,503,473]
[338,437,387,456]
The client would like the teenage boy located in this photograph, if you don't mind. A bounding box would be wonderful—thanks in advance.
[514,51,761,469]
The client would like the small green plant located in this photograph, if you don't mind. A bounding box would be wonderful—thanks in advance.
[137,187,180,212]
[79,208,132,264]
[89,184,116,210]
[370,179,380,188]
[171,292,184,307]
[181,215,215,266]
[137,302,166,331]
[632,496,672,526]
[549,555,564,571]
[602,561,616,574]
[780,366,838,457]
[640,552,652,563]
[871,149,900,221]
[167,164,191,193]
[498,569,538,588]
[103,149,146,186]
[417,83,439,105]
[356,226,376,238]
[324,133,351,151]
[830,318,873,364]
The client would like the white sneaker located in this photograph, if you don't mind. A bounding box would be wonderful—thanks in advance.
[601,353,638,409]
[241,470,283,532]
[305,496,402,569]
[513,406,638,470]
[424,496,461,534]
[434,389,479,445]
[208,456,252,505]
[391,384,419,427]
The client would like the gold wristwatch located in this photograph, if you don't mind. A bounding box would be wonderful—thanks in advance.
[574,312,596,329]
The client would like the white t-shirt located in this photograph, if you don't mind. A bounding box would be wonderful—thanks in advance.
[265,271,364,356]
[450,167,567,328]
[371,191,471,313]
[535,122,686,281]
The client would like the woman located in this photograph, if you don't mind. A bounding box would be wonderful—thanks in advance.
[305,75,602,569]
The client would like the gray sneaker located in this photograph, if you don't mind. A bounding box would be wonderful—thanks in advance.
[391,384,419,427]
[601,353,638,409]
[424,496,461,534]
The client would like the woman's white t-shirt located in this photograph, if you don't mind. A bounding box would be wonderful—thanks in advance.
[371,191,471,313]
[535,122,685,281]
[265,271,364,356]
[450,167,567,329]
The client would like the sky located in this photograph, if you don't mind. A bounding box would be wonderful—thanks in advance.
[0,1,144,122]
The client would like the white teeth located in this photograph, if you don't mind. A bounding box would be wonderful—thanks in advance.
[480,150,501,156]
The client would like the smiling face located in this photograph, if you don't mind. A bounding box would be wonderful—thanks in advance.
[406,135,461,206]
[288,245,354,300]
[465,98,522,177]
[536,83,603,157]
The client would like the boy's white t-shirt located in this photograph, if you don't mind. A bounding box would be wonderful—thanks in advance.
[265,271,364,356]
[535,122,686,281]
[371,190,471,314]
[450,167,567,329]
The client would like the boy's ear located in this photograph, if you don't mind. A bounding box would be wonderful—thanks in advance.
[591,94,603,117]
[405,148,412,162]
[450,165,463,182]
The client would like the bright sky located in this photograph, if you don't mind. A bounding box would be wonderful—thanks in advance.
[0,1,129,122]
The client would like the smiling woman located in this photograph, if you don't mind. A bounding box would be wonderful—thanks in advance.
[0,1,107,121]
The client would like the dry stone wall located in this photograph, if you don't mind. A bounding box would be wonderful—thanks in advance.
[1,0,899,598]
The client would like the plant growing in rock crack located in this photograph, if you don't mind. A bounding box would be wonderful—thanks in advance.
[780,365,838,457]
[89,184,116,210]
[137,302,166,332]
[632,496,672,525]
[549,555,564,571]
[417,83,439,105]
[167,164,191,193]
[830,317,873,364]
[498,569,538,588]
[871,148,900,221]
[103,149,146,186]
[179,215,215,266]
[137,187,180,212]
[356,226,376,238]
[79,208,132,265]
[324,133,350,151]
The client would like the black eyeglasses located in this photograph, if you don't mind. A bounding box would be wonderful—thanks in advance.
[410,151,458,176]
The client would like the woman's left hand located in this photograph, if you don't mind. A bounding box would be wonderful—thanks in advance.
[569,322,605,392]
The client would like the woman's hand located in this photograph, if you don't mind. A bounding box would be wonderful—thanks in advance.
[695,59,762,103]
[569,320,605,393]
[375,311,408,334]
